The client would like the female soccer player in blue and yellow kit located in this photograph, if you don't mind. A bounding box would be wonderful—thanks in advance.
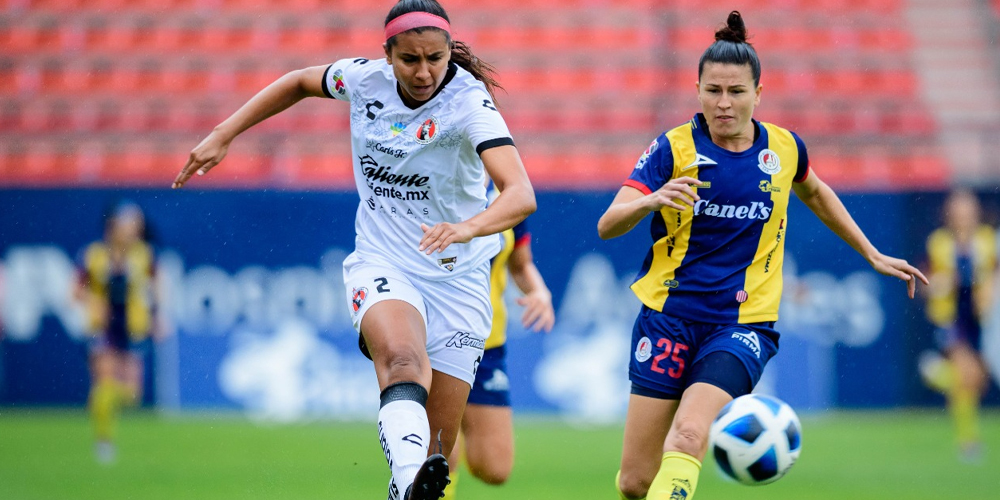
[76,202,158,464]
[920,189,996,462]
[598,11,928,500]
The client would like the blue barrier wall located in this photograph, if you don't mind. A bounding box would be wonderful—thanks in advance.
[1,189,995,420]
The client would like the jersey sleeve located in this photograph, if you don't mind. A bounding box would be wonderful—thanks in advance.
[791,131,810,183]
[321,57,372,102]
[623,134,672,195]
[459,90,515,155]
[512,218,531,247]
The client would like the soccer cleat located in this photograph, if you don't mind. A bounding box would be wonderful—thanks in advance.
[405,454,450,500]
[95,441,116,465]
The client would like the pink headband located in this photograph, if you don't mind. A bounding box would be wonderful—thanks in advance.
[384,12,451,41]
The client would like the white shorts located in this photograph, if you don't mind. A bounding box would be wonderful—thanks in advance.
[343,252,491,386]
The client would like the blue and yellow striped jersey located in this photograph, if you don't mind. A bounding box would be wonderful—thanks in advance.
[925,225,996,328]
[624,113,809,324]
[486,219,530,350]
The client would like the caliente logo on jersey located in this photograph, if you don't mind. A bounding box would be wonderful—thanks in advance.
[415,117,439,144]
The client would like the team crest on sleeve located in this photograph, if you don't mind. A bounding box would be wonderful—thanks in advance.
[331,69,347,95]
[634,139,658,170]
[757,149,781,175]
[635,336,653,362]
[352,287,368,312]
[415,117,439,144]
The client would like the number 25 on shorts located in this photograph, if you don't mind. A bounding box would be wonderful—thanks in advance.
[650,339,689,379]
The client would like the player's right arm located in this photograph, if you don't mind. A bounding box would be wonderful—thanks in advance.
[172,65,329,188]
[597,178,701,240]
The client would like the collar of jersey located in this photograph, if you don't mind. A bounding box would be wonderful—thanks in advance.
[692,113,763,157]
[396,62,458,110]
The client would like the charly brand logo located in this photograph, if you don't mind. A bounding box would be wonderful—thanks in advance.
[365,100,384,120]
[446,331,485,350]
[758,149,781,175]
[693,200,772,220]
[415,117,439,144]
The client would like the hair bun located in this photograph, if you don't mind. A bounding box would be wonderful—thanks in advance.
[715,10,748,43]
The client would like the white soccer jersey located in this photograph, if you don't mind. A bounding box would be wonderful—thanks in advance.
[322,57,512,280]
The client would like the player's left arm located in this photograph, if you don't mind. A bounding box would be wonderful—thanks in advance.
[793,171,928,298]
[508,241,555,333]
[419,145,536,254]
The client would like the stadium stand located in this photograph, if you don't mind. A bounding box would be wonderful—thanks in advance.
[0,0,953,189]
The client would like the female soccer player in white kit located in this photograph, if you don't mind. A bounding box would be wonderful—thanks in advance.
[172,1,536,499]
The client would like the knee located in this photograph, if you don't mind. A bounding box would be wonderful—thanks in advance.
[617,469,652,499]
[378,349,427,381]
[468,459,512,485]
[665,421,709,458]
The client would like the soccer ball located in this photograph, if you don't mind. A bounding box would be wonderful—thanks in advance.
[709,394,801,485]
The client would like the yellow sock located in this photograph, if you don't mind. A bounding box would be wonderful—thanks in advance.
[949,386,980,447]
[615,470,642,500]
[647,452,701,500]
[89,379,119,442]
[115,381,139,408]
[442,468,458,500]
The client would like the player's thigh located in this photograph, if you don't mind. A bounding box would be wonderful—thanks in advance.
[89,349,117,380]
[461,403,514,481]
[426,369,472,459]
[361,300,431,389]
[949,344,988,391]
[620,394,678,487]
[664,382,733,459]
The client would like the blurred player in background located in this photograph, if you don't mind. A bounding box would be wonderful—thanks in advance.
[442,183,554,499]
[171,1,536,498]
[75,202,159,464]
[597,11,927,500]
[919,188,996,462]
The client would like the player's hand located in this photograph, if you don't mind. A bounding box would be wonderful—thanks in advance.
[646,177,702,212]
[419,222,475,255]
[517,289,555,333]
[172,131,231,188]
[868,252,929,299]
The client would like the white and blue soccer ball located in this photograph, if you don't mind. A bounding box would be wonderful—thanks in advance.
[708,394,802,486]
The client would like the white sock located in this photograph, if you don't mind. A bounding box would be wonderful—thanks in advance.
[378,389,430,498]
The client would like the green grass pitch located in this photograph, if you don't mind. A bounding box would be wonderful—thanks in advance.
[0,409,996,499]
